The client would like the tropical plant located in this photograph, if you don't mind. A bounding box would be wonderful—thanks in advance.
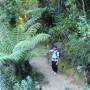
[13,76,33,90]
[0,0,50,90]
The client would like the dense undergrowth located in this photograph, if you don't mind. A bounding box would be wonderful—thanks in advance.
[0,0,90,90]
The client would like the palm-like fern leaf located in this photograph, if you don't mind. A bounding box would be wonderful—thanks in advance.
[24,7,46,31]
[0,33,50,63]
[24,16,40,32]
[13,33,50,52]
[25,8,46,16]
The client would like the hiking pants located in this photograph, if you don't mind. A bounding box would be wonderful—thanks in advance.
[52,61,58,73]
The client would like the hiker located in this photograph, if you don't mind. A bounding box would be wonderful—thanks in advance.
[49,45,59,74]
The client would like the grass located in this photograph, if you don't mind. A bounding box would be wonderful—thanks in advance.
[58,60,85,85]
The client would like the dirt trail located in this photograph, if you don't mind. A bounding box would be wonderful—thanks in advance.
[30,56,83,90]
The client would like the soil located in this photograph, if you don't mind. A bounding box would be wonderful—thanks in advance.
[30,56,83,90]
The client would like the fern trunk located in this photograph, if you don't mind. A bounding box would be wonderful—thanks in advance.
[56,0,62,15]
[15,61,32,79]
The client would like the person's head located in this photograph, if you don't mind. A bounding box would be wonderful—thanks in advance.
[53,45,57,50]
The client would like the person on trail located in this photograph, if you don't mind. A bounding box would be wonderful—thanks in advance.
[49,45,59,74]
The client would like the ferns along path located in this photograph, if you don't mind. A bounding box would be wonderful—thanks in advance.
[0,0,90,90]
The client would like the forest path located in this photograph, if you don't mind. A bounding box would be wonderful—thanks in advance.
[30,56,83,90]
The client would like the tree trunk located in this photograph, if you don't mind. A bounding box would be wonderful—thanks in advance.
[56,0,62,15]
[15,61,32,79]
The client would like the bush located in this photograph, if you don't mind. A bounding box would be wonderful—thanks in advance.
[13,76,33,90]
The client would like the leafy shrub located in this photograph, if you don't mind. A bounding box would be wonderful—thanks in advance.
[13,76,33,90]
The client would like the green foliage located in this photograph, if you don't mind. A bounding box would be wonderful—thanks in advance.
[0,25,25,54]
[65,34,87,65]
[13,76,33,90]
[0,1,50,89]
[48,26,61,41]
[24,7,46,31]
[0,33,50,64]
[31,45,49,57]
[0,0,90,89]
[26,7,46,16]
[0,61,17,90]
[26,23,41,37]
[21,0,38,9]
[48,0,90,64]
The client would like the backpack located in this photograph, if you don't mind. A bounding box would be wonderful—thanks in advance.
[53,49,59,58]
[58,48,64,58]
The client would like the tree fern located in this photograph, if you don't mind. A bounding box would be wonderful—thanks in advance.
[0,0,47,54]
[13,33,50,52]
[25,23,41,37]
[0,33,50,63]
[24,17,40,31]
[24,7,46,31]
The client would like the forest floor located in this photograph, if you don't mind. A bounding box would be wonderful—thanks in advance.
[30,56,84,90]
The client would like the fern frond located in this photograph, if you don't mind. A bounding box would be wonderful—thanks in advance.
[13,33,50,52]
[0,33,50,63]
[0,55,11,64]
[0,53,5,57]
[24,16,40,32]
[25,23,41,37]
[9,51,27,63]
[24,7,46,31]
[10,33,50,62]
[26,7,46,16]
[13,40,31,52]
[29,33,50,49]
